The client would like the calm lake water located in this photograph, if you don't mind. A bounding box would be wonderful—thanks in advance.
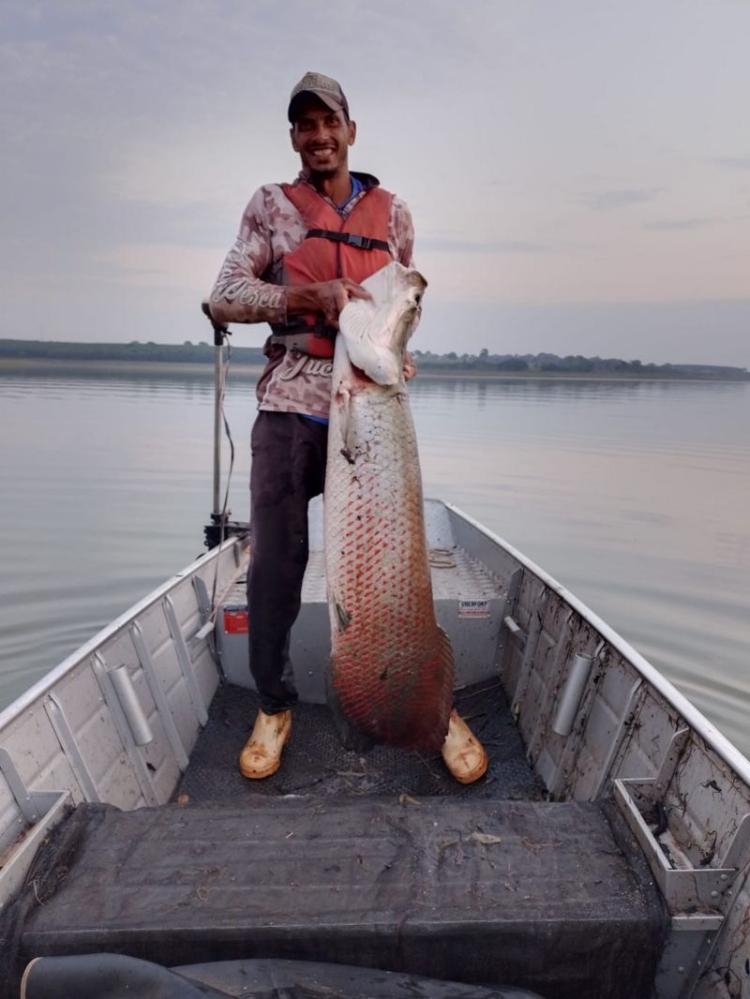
[1,369,749,757]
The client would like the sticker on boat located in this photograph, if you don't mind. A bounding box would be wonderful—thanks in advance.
[458,599,491,618]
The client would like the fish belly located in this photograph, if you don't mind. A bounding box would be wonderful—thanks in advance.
[324,380,453,751]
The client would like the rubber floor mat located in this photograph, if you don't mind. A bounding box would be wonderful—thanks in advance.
[177,679,544,803]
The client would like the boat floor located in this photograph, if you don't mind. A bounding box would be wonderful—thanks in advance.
[7,680,667,999]
[177,678,546,803]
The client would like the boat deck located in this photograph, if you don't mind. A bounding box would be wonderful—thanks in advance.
[177,679,545,803]
[17,794,664,999]
[8,681,668,999]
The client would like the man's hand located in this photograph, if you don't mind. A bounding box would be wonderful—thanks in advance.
[287,279,372,328]
[403,351,417,381]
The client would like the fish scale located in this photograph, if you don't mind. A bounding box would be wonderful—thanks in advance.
[324,263,453,751]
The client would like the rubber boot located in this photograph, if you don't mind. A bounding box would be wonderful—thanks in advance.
[239,709,292,779]
[441,710,489,784]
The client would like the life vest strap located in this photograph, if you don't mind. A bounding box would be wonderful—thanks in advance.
[306,228,391,254]
[269,319,336,355]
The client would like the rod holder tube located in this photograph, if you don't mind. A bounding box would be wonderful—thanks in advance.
[504,615,522,637]
[110,665,154,747]
[552,653,594,737]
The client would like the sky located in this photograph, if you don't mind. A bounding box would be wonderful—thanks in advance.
[1,0,749,366]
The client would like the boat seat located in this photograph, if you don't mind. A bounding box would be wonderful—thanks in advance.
[17,796,666,999]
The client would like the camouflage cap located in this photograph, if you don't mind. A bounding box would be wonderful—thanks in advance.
[288,71,350,122]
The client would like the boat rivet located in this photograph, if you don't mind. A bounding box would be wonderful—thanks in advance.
[710,890,719,898]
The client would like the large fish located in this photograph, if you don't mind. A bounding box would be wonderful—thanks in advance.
[324,262,453,751]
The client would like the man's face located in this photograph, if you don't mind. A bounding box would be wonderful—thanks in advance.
[290,98,356,177]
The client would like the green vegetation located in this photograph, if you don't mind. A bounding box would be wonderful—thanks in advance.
[0,339,747,380]
[0,338,265,365]
[412,349,750,380]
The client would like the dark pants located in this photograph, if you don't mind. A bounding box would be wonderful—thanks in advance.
[247,411,328,714]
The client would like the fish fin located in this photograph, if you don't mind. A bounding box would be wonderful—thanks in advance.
[339,299,402,386]
[335,384,357,461]
[335,600,351,632]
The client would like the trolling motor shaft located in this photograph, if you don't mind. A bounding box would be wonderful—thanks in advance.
[201,302,246,549]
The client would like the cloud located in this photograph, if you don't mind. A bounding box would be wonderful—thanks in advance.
[644,218,714,231]
[579,188,662,211]
[419,237,547,254]
[714,157,750,171]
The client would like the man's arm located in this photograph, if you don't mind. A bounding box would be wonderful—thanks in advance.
[207,188,287,325]
[206,186,370,327]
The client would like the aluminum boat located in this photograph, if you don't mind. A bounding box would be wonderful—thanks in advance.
[1,494,749,998]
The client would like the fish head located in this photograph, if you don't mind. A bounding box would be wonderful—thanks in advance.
[387,266,427,352]
[339,262,428,386]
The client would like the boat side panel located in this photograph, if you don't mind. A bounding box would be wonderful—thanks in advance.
[0,783,24,859]
[97,630,181,804]
[132,603,202,760]
[1,701,83,805]
[502,570,544,699]
[167,585,219,710]
[695,868,750,999]
[616,714,750,998]
[501,575,602,791]
[0,541,240,875]
[46,665,143,808]
[554,646,659,799]
[1,700,77,790]
[660,738,750,871]
[615,688,686,783]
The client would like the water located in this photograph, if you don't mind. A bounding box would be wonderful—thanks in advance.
[1,370,748,757]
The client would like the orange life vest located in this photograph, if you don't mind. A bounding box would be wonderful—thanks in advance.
[270,181,393,358]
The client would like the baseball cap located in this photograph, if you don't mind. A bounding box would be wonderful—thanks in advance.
[288,71,350,122]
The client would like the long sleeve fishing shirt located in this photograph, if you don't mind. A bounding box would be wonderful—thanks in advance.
[208,173,415,420]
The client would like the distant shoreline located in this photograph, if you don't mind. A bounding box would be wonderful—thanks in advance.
[1,357,748,382]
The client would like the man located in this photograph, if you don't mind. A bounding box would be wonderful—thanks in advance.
[207,72,488,785]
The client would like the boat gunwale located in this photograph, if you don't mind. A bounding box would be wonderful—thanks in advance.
[445,500,750,789]
[0,537,241,734]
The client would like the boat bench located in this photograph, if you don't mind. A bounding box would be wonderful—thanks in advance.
[18,797,666,999]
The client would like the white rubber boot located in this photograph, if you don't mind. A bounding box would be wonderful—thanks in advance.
[441,710,489,784]
[239,709,292,779]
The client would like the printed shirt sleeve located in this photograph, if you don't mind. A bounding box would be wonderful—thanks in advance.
[390,195,415,268]
[207,187,287,325]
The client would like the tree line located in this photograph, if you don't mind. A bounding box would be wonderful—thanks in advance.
[412,348,749,379]
[0,339,266,365]
[0,339,747,379]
